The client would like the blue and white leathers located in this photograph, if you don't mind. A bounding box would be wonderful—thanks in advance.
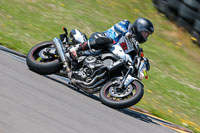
[109,36,136,63]
[105,19,132,44]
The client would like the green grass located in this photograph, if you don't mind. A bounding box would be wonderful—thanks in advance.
[0,0,200,132]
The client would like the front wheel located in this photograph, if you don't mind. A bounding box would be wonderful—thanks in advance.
[99,77,144,109]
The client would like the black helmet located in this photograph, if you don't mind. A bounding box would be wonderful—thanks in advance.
[132,17,154,43]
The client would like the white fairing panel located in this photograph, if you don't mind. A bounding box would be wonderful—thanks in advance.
[74,29,86,43]
[109,45,133,63]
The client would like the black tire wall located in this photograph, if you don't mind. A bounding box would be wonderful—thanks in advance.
[152,0,200,46]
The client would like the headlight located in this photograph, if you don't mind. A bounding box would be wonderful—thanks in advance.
[138,60,148,80]
[139,68,147,80]
[139,71,145,80]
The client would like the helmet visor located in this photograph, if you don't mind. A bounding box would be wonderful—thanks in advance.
[137,23,152,34]
[141,31,150,39]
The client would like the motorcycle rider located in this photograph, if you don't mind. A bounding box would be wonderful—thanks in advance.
[69,17,154,69]
[69,36,113,61]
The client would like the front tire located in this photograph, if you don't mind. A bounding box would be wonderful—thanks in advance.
[26,41,62,75]
[99,78,144,109]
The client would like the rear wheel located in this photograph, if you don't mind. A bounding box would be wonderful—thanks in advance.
[26,41,62,75]
[99,77,144,109]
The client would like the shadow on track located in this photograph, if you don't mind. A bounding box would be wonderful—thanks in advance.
[45,75,159,125]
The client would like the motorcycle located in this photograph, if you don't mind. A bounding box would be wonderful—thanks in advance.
[26,27,149,109]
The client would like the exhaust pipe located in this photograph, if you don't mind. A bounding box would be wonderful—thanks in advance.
[53,37,72,78]
[53,37,67,64]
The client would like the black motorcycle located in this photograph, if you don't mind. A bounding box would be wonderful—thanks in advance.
[26,28,149,109]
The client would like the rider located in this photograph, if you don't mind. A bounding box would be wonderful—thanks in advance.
[69,17,154,69]
[105,17,154,44]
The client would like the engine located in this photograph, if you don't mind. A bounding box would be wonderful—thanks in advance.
[73,56,104,82]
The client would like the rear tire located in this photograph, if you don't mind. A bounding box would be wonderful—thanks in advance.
[26,41,62,75]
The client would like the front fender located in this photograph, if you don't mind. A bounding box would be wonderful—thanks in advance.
[124,75,144,88]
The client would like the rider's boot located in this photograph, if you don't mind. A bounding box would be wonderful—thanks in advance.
[69,41,91,61]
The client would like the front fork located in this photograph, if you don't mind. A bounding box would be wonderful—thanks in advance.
[120,60,141,88]
[118,65,133,88]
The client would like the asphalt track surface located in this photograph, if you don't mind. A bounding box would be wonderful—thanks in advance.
[0,49,177,133]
